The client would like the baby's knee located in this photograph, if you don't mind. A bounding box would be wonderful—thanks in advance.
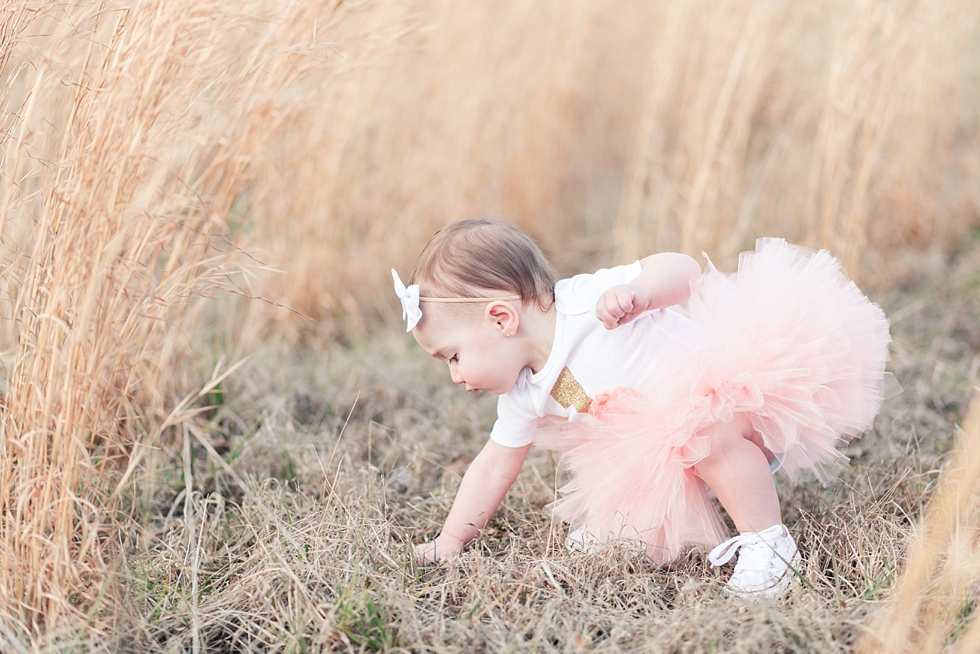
[702,413,751,443]
[701,414,773,459]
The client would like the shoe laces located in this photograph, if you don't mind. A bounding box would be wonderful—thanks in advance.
[707,524,788,568]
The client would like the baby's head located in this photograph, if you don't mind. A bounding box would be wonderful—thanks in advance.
[409,218,556,321]
[402,219,556,394]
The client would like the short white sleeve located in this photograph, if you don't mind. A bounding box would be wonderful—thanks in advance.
[554,261,643,316]
[489,390,539,448]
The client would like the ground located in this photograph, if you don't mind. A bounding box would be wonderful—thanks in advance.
[122,239,980,652]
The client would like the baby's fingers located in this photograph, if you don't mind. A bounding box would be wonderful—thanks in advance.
[414,541,440,565]
[597,287,635,328]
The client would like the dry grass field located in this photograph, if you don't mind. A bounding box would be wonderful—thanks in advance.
[1,0,980,651]
[103,242,979,653]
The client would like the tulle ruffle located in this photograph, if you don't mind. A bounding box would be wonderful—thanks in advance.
[534,238,893,564]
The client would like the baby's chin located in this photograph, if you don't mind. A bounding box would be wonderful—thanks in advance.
[463,372,523,396]
[466,385,509,396]
[489,376,523,396]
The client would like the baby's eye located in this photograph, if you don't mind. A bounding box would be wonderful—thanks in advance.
[449,354,458,364]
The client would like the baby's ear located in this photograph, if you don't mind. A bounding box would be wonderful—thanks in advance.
[485,300,519,335]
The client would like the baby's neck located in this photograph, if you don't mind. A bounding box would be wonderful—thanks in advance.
[520,301,557,374]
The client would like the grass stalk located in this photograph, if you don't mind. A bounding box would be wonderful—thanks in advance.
[862,388,980,652]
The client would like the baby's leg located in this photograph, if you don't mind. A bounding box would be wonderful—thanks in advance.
[692,414,781,533]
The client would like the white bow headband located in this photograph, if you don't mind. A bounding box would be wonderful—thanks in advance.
[391,269,521,332]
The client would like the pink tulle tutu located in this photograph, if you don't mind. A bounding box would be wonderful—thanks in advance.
[535,238,893,564]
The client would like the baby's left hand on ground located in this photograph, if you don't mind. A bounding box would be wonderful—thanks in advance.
[413,534,463,565]
[597,284,650,329]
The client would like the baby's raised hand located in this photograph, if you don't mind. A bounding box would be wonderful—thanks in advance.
[414,533,464,564]
[596,284,651,329]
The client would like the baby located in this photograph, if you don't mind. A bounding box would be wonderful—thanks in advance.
[393,218,891,598]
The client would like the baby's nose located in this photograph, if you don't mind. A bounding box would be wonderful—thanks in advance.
[449,366,463,385]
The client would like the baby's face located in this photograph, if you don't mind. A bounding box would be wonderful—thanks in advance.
[412,310,525,396]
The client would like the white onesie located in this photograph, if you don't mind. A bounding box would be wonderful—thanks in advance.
[489,262,707,448]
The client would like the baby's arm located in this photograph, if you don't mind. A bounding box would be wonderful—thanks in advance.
[415,439,532,563]
[596,252,701,329]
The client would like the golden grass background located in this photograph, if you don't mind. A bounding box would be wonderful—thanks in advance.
[1,0,979,649]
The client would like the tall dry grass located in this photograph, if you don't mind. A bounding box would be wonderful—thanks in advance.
[245,0,612,337]
[245,0,980,336]
[862,388,980,653]
[616,0,980,274]
[0,0,382,635]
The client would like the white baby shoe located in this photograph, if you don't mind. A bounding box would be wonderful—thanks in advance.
[565,526,600,554]
[707,524,801,599]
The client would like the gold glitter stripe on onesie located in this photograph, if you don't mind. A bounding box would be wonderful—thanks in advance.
[550,366,593,413]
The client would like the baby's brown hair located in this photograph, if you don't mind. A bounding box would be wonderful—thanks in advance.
[409,219,556,310]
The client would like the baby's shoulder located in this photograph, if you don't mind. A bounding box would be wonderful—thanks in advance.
[557,261,643,315]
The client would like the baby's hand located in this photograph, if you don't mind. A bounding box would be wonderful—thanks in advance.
[414,533,464,564]
[596,284,651,329]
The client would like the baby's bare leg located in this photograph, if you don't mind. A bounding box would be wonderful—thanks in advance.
[692,414,781,533]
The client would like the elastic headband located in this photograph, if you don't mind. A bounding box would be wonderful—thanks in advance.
[392,269,520,331]
[419,295,521,303]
